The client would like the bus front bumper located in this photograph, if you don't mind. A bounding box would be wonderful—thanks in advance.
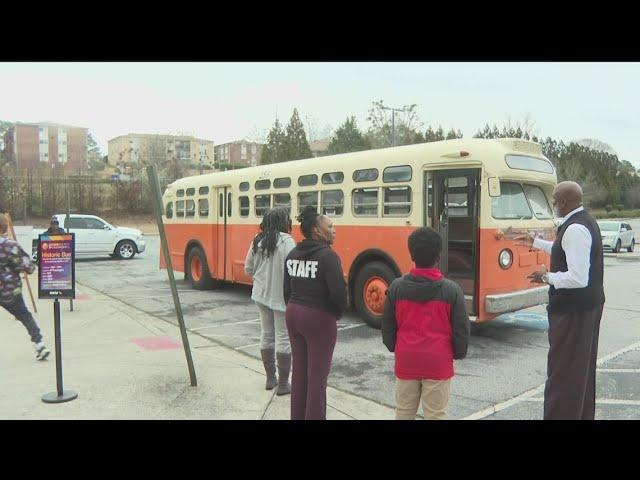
[485,286,548,314]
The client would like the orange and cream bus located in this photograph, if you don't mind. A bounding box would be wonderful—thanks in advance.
[160,138,557,328]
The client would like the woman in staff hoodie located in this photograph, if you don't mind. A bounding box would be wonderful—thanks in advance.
[245,207,296,395]
[283,206,347,420]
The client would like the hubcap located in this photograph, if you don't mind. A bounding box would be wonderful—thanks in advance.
[191,256,202,282]
[120,243,134,258]
[363,276,388,315]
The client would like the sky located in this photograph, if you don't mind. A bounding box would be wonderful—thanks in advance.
[1,62,638,167]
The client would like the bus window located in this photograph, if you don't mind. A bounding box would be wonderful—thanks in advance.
[321,190,344,216]
[446,177,469,217]
[322,172,344,185]
[298,191,318,213]
[353,168,378,182]
[274,177,291,188]
[165,202,173,219]
[198,199,209,217]
[523,184,553,219]
[383,165,412,183]
[199,186,209,195]
[177,200,185,218]
[383,186,411,216]
[274,193,291,210]
[227,192,232,217]
[186,188,195,196]
[185,200,196,218]
[239,196,250,217]
[298,174,318,187]
[491,182,533,219]
[239,182,250,192]
[505,154,554,174]
[177,189,185,197]
[353,188,378,216]
[255,179,270,190]
[255,195,271,217]
[219,193,223,217]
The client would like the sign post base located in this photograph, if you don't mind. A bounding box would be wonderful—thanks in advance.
[42,390,78,404]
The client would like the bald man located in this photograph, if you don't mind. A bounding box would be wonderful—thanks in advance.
[0,214,50,361]
[524,181,605,420]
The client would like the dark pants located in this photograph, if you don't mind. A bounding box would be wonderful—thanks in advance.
[1,294,43,344]
[285,303,337,420]
[544,303,603,420]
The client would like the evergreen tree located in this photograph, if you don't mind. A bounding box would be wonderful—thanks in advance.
[284,108,312,161]
[446,128,458,140]
[327,116,371,154]
[261,118,286,164]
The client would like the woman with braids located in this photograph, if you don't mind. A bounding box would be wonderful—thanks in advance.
[283,206,348,420]
[245,207,296,395]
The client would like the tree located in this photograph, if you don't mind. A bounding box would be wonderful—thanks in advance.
[261,118,287,164]
[283,108,312,161]
[327,116,371,155]
[365,100,424,148]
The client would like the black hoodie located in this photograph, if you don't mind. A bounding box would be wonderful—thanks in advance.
[283,239,348,319]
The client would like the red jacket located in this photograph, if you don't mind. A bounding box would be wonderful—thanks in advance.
[382,268,470,380]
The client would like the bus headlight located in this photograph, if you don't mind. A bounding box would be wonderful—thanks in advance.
[499,249,513,269]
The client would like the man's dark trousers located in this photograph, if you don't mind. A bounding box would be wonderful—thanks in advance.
[1,294,43,344]
[543,303,603,420]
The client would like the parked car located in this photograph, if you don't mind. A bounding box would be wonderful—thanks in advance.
[33,214,146,260]
[598,220,635,253]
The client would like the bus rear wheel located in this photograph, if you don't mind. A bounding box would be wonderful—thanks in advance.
[354,262,396,329]
[187,247,215,290]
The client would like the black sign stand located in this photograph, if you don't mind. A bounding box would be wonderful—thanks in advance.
[42,299,78,403]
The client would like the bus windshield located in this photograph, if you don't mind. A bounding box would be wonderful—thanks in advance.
[492,182,553,220]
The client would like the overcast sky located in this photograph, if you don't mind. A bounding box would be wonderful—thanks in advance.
[1,62,638,167]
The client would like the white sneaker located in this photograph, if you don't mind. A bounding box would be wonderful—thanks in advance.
[35,344,50,361]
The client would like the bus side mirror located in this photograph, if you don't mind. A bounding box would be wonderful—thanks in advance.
[488,177,501,197]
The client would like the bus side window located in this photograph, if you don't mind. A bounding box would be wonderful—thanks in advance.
[219,193,223,217]
[176,200,185,218]
[352,188,378,216]
[383,186,411,216]
[255,195,271,217]
[274,193,291,211]
[298,191,318,214]
[227,193,232,217]
[185,200,196,218]
[321,190,344,216]
[198,198,209,217]
[165,202,173,219]
[239,196,250,217]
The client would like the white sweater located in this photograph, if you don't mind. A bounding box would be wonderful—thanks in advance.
[244,232,296,312]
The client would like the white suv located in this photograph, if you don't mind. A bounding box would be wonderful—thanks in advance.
[33,214,146,260]
[598,220,635,253]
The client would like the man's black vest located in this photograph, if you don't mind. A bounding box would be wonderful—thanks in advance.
[548,209,605,314]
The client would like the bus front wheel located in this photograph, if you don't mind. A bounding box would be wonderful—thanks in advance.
[187,247,215,290]
[354,262,396,329]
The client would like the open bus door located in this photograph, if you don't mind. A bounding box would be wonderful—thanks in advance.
[425,168,480,315]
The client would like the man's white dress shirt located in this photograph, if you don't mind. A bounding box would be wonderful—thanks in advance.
[532,206,592,289]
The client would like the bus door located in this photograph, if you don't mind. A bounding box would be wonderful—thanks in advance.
[215,186,231,281]
[425,168,480,315]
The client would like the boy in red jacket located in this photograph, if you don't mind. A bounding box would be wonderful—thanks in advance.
[382,227,470,419]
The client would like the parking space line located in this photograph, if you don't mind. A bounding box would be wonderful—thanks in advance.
[234,342,261,351]
[523,397,640,406]
[190,318,261,331]
[463,339,640,420]
[337,324,367,331]
[597,368,640,373]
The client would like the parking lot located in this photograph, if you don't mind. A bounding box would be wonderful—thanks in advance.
[70,219,640,419]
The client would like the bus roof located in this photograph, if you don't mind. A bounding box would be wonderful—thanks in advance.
[166,138,552,191]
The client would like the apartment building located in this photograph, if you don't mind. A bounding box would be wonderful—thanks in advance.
[108,133,214,169]
[309,139,330,157]
[3,122,88,172]
[214,140,263,168]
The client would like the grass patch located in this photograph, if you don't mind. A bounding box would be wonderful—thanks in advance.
[591,209,640,219]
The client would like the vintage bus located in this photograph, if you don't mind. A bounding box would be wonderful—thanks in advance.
[160,138,557,328]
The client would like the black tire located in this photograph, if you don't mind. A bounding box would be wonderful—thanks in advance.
[628,239,635,253]
[613,239,621,253]
[353,261,397,329]
[186,247,215,290]
[114,240,136,260]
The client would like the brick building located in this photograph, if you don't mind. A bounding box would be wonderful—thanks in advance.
[3,122,88,172]
[214,140,263,168]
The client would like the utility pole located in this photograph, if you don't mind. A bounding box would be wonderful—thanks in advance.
[380,105,410,147]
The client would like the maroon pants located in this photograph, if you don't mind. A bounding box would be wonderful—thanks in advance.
[285,302,337,420]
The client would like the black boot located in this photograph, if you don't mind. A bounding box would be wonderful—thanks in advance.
[276,352,291,396]
[261,349,277,390]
